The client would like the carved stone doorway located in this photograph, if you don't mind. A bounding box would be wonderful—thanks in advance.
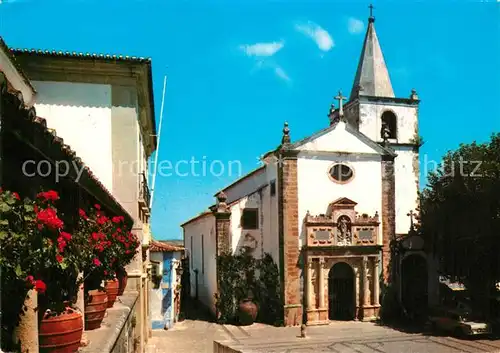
[328,262,355,320]
[401,254,428,322]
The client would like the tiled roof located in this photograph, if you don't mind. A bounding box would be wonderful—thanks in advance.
[10,48,152,63]
[149,240,184,253]
[1,77,133,224]
[0,37,36,95]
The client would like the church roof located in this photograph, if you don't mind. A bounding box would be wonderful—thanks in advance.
[288,120,397,157]
[349,16,395,100]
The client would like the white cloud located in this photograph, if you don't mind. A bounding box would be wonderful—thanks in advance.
[295,21,334,52]
[239,41,284,57]
[348,17,364,34]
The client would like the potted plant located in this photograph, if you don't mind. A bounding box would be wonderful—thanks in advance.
[76,205,117,329]
[107,215,139,296]
[0,189,84,353]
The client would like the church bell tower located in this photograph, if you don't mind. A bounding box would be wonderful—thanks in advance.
[342,5,421,235]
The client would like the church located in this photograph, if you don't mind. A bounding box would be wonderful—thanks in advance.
[181,11,421,326]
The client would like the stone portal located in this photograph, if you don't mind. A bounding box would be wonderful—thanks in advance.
[304,197,381,325]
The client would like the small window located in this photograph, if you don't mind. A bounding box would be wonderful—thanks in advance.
[270,180,276,196]
[329,164,354,183]
[381,111,397,139]
[241,208,259,229]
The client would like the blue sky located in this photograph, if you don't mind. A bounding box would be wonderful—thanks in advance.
[1,1,499,240]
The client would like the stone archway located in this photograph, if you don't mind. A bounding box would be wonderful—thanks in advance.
[401,254,428,321]
[328,262,355,320]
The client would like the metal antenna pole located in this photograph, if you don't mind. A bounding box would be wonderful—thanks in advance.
[149,75,167,209]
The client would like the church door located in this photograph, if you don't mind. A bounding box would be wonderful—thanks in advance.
[328,262,355,320]
[401,254,428,322]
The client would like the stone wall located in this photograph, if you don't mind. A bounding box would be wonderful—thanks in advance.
[279,155,302,326]
[80,292,139,353]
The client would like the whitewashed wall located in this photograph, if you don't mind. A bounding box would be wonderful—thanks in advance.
[182,214,217,313]
[297,154,383,247]
[230,191,262,256]
[32,81,114,191]
[358,102,418,144]
[393,147,419,234]
[223,167,267,204]
[149,252,164,324]
[263,164,279,264]
[226,163,279,264]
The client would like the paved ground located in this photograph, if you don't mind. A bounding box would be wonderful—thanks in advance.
[146,320,500,353]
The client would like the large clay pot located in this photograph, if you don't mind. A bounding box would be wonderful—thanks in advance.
[117,270,128,296]
[84,289,107,330]
[238,299,258,326]
[105,279,119,308]
[39,308,83,353]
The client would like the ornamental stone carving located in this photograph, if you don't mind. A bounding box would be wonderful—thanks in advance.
[305,198,380,247]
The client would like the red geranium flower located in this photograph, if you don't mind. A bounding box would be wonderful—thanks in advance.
[60,232,72,241]
[37,190,59,201]
[35,280,47,294]
[93,258,101,266]
[12,192,20,200]
[97,215,109,225]
[79,209,88,219]
[56,254,64,263]
[94,204,101,210]
[36,208,64,229]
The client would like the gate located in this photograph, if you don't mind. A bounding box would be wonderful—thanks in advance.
[328,262,355,320]
[401,254,428,321]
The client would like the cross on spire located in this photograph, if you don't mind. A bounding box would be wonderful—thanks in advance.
[407,210,416,230]
[368,4,376,21]
[334,90,347,118]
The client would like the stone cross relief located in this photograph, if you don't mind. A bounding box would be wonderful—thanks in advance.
[336,216,352,246]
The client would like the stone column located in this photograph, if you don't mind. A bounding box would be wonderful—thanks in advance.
[373,257,380,306]
[211,192,231,256]
[318,258,325,308]
[363,256,370,306]
[307,258,314,310]
[381,155,396,284]
[211,191,231,321]
[13,289,38,353]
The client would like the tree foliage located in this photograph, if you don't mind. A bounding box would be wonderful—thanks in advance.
[419,133,500,302]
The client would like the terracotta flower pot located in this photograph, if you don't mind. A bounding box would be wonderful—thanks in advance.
[117,270,128,296]
[238,299,258,326]
[84,289,108,330]
[39,308,83,353]
[105,279,119,308]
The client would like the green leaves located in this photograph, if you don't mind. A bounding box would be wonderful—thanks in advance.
[15,264,22,277]
[420,133,500,302]
[0,202,11,213]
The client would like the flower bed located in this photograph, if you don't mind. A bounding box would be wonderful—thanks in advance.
[0,189,140,352]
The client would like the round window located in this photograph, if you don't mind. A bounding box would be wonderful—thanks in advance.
[329,164,354,183]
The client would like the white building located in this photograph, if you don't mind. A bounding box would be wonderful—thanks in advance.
[12,49,157,349]
[182,13,421,326]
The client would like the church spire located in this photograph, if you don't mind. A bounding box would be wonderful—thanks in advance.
[349,4,395,100]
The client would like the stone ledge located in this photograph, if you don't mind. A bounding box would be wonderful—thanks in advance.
[79,291,139,353]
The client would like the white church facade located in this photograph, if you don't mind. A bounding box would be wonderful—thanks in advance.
[181,12,422,326]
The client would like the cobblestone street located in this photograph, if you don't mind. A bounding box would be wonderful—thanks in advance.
[146,320,500,353]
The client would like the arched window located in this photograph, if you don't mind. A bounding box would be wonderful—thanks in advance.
[381,111,397,139]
